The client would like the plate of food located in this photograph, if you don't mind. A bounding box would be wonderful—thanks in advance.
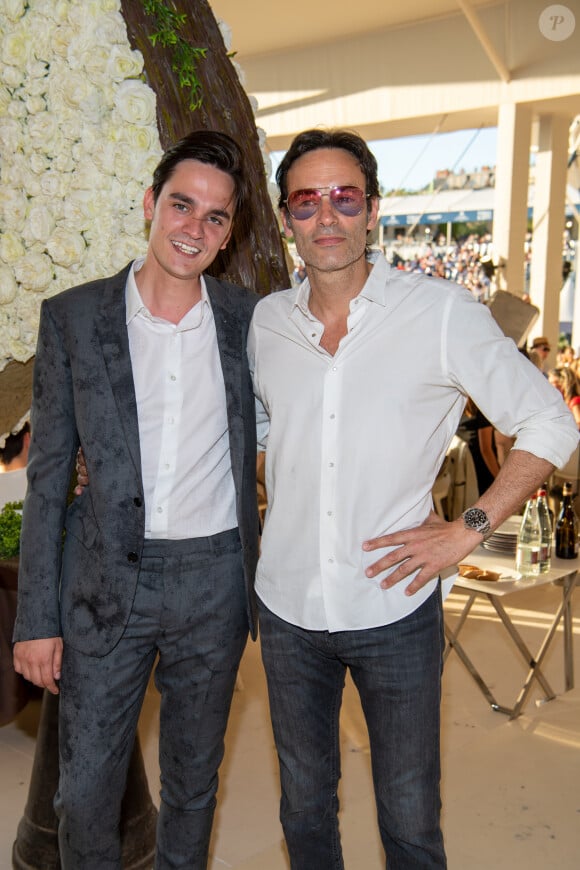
[458,563,520,582]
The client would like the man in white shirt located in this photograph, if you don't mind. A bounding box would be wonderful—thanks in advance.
[248,129,578,869]
[13,132,260,869]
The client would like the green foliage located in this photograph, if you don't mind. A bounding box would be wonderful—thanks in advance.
[0,501,23,559]
[142,0,207,110]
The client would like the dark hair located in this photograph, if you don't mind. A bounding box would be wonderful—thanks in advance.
[0,421,30,466]
[276,128,380,211]
[151,130,247,213]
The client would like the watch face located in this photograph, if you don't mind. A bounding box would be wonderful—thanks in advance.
[464,508,490,534]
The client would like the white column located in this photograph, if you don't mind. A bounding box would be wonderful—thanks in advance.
[529,113,570,359]
[492,102,532,295]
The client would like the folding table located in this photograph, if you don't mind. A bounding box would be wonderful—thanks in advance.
[444,547,578,719]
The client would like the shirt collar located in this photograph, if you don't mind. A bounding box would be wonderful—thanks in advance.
[292,249,389,319]
[125,258,209,327]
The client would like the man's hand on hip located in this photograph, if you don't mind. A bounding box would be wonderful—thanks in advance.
[362,511,483,596]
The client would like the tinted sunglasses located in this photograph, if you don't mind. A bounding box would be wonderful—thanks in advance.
[285,186,370,221]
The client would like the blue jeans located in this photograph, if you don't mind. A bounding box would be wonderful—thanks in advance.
[258,588,447,869]
[56,531,247,870]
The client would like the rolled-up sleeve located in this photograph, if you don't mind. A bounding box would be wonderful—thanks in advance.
[445,290,579,469]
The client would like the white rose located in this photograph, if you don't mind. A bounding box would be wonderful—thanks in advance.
[0,187,28,231]
[34,0,69,24]
[2,0,26,22]
[69,162,108,192]
[78,45,110,86]
[23,172,43,198]
[52,150,77,173]
[26,59,50,80]
[2,26,32,68]
[106,44,143,82]
[2,152,28,188]
[217,19,232,51]
[46,227,86,268]
[0,266,18,305]
[28,112,60,150]
[62,190,96,230]
[29,151,50,174]
[0,85,12,114]
[7,99,27,119]
[13,252,53,291]
[0,231,25,263]
[111,234,147,271]
[89,140,117,174]
[121,207,147,238]
[50,24,74,57]
[1,65,23,87]
[25,95,47,114]
[113,79,157,126]
[40,170,70,199]
[23,204,56,246]
[94,11,129,46]
[123,123,161,157]
[0,117,22,151]
[114,142,148,183]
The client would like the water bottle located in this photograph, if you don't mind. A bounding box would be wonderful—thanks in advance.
[536,486,552,573]
[515,494,541,577]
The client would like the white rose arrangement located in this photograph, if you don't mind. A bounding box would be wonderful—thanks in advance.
[0,0,163,364]
[0,0,270,373]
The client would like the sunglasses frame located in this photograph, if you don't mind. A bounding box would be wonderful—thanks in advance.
[284,186,371,221]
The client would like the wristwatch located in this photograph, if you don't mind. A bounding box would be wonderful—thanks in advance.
[462,507,492,539]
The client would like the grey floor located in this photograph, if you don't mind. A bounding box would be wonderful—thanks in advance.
[1,581,579,869]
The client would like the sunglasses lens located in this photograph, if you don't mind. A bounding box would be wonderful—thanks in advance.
[287,187,367,220]
[329,186,366,216]
[287,190,321,220]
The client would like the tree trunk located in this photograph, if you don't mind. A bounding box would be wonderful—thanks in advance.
[119,0,290,295]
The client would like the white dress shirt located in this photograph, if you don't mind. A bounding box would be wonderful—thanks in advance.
[126,259,237,539]
[248,253,578,632]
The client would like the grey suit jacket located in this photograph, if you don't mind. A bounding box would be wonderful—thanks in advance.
[14,263,260,655]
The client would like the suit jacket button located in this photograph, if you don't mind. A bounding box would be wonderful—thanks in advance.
[127,552,138,563]
[133,497,142,507]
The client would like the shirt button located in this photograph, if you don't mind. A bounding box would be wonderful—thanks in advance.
[330,413,335,419]
[329,462,335,468]
[328,557,334,564]
[311,333,316,338]
[327,511,333,516]
[170,374,177,381]
[127,552,138,563]
[157,506,163,514]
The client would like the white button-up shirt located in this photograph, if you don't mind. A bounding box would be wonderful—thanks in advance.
[126,260,237,539]
[248,253,578,632]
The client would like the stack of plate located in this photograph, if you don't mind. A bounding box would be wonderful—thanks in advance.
[482,514,521,554]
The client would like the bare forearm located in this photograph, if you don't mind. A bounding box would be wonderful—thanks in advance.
[473,449,554,531]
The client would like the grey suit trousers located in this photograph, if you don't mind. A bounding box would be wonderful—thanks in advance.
[55,530,248,870]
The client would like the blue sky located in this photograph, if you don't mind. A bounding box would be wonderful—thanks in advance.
[270,127,498,193]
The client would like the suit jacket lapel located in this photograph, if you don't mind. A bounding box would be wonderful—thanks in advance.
[94,264,142,477]
[205,276,245,482]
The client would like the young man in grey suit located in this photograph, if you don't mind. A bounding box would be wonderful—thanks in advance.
[13,131,260,869]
